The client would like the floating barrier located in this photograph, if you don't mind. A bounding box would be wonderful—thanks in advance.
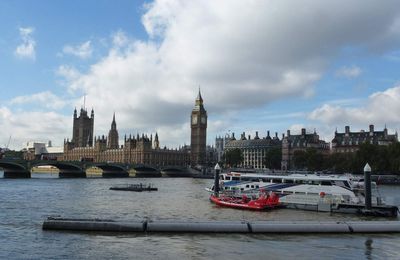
[42,217,400,233]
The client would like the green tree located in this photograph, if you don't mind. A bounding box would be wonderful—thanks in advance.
[305,148,324,171]
[293,150,307,169]
[264,147,282,170]
[223,148,243,167]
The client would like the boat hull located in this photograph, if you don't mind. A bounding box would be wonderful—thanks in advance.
[210,194,279,210]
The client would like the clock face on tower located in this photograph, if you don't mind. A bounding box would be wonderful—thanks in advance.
[201,116,206,124]
[192,115,198,124]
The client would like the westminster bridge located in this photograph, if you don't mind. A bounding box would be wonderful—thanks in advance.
[0,159,192,178]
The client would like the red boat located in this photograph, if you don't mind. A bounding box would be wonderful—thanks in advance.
[210,192,280,210]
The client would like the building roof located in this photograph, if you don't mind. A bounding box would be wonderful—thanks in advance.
[225,138,281,149]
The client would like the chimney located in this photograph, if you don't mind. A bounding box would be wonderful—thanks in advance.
[369,124,374,133]
[301,128,306,136]
[345,126,350,134]
[287,130,290,137]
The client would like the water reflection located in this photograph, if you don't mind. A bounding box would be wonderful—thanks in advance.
[364,238,373,259]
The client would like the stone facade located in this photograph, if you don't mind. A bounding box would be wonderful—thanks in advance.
[72,108,94,148]
[281,128,330,171]
[190,90,207,166]
[62,111,189,166]
[331,125,398,153]
[224,131,281,169]
[107,113,119,149]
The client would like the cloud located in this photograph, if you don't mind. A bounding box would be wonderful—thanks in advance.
[56,0,400,147]
[14,27,36,60]
[0,106,70,150]
[112,30,129,47]
[336,65,362,78]
[62,40,93,59]
[9,91,67,110]
[309,85,400,127]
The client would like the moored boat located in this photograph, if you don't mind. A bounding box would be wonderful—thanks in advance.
[210,191,280,210]
[110,183,158,192]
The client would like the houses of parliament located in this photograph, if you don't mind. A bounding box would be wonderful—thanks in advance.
[61,91,208,166]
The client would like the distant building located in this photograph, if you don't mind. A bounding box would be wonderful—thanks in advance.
[62,111,189,166]
[107,113,119,149]
[72,107,94,148]
[190,89,207,166]
[281,128,330,171]
[224,131,281,169]
[22,140,63,160]
[331,125,398,153]
[215,136,225,162]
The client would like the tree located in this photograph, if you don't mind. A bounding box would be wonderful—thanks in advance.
[264,147,282,170]
[223,149,243,168]
[293,150,307,169]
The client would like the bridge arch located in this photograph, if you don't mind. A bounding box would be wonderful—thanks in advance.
[32,161,86,178]
[132,165,161,177]
[93,163,129,178]
[0,161,30,178]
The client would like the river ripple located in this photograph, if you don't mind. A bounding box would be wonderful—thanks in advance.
[0,175,399,259]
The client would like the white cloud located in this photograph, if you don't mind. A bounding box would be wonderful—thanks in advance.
[336,65,362,78]
[56,0,400,147]
[309,85,400,127]
[0,106,70,150]
[9,91,67,110]
[112,30,129,47]
[14,27,36,60]
[62,40,93,59]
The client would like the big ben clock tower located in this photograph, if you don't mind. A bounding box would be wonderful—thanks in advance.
[190,89,207,166]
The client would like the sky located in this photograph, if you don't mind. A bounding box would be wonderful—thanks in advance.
[1,0,400,150]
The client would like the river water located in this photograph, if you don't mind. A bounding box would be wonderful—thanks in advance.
[0,173,399,259]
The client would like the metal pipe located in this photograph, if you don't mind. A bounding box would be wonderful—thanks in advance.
[43,218,400,233]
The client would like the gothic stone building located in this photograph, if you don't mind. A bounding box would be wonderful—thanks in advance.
[224,131,281,169]
[281,128,330,171]
[62,112,189,166]
[331,125,398,153]
[72,108,94,148]
[190,90,207,166]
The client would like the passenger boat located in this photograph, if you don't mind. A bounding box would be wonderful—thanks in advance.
[209,191,280,210]
[206,172,383,207]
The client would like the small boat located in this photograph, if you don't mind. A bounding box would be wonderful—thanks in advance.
[210,191,280,210]
[110,183,158,192]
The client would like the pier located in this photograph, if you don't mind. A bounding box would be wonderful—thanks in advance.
[43,217,400,234]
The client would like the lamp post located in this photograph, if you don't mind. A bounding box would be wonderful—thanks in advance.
[364,163,372,210]
[214,163,221,196]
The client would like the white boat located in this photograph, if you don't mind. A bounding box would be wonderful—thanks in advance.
[206,172,383,210]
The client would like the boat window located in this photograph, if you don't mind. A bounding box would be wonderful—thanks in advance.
[273,178,282,183]
[246,185,249,188]
[232,177,240,181]
[321,181,332,186]
[343,181,351,188]
[285,179,294,184]
[256,185,259,188]
[251,185,254,188]
[241,188,244,191]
